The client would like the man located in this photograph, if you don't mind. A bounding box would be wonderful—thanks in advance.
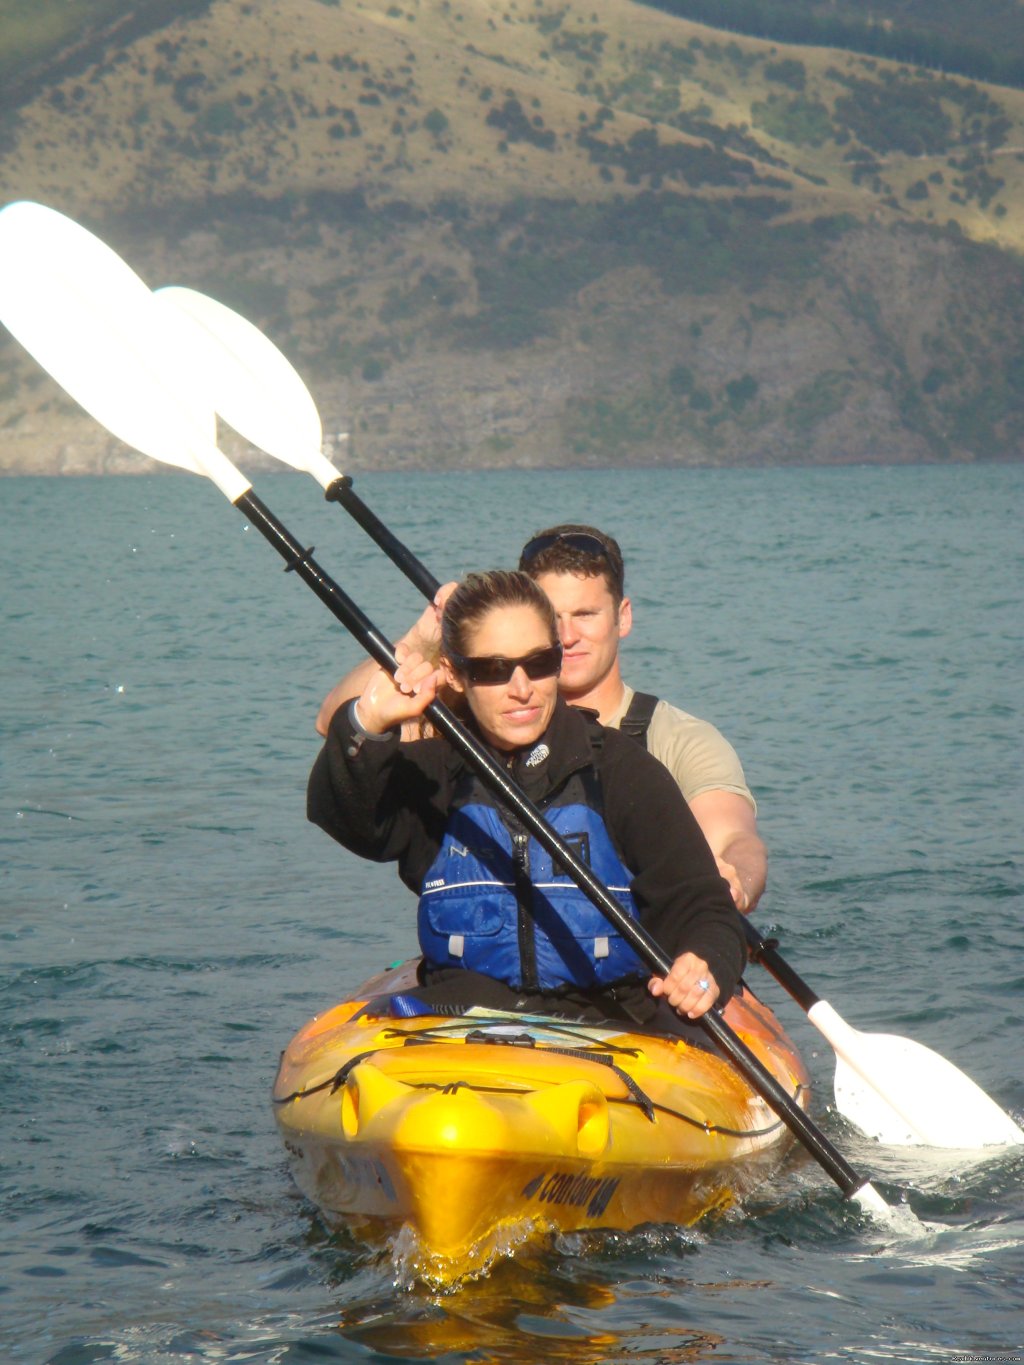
[516,525,765,913]
[314,525,765,913]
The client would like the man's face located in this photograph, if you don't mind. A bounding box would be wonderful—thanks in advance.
[533,570,632,700]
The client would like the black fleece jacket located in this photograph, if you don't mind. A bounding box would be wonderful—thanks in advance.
[307,696,746,1006]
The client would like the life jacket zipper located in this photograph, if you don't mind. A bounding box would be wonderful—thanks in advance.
[510,828,538,991]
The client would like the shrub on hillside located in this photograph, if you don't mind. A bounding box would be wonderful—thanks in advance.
[834,77,953,156]
[753,94,833,147]
[763,58,806,90]
[486,98,556,150]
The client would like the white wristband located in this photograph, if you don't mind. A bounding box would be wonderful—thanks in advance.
[349,698,393,742]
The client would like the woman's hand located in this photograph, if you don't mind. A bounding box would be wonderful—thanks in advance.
[648,952,719,1019]
[353,644,441,734]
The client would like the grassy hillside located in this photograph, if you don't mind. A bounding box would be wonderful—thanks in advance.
[2,0,1024,471]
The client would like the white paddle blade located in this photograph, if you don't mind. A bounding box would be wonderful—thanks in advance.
[0,201,249,503]
[809,1001,1024,1149]
[850,1179,913,1227]
[154,286,339,488]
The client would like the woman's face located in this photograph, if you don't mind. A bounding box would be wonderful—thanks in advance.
[446,603,560,752]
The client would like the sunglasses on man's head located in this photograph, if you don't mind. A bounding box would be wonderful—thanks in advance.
[447,643,563,686]
[520,531,624,596]
[520,531,611,564]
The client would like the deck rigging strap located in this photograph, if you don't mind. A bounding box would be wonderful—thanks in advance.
[273,1020,797,1137]
[271,1047,381,1105]
[543,1044,656,1122]
[394,1015,642,1057]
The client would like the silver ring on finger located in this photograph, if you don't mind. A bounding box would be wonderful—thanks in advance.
[696,978,710,993]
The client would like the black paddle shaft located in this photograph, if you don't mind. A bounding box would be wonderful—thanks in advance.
[237,488,873,1202]
[325,475,441,601]
[742,919,821,1013]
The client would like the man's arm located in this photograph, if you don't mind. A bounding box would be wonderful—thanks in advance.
[686,789,766,914]
[600,730,747,1014]
[642,704,766,914]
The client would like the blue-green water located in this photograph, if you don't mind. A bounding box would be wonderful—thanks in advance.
[2,465,1022,1363]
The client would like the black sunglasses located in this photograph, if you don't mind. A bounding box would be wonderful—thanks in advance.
[447,643,563,686]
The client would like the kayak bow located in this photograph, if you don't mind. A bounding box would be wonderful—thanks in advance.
[273,961,810,1283]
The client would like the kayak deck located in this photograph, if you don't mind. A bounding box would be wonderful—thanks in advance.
[273,962,809,1283]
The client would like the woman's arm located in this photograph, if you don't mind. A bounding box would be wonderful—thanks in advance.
[307,691,448,889]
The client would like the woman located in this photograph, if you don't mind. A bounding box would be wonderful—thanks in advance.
[307,571,745,1033]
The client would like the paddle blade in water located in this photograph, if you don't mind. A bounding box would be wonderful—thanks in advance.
[0,201,248,501]
[154,286,339,488]
[810,1002,1024,1148]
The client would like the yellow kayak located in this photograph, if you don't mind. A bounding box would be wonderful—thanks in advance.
[272,960,810,1283]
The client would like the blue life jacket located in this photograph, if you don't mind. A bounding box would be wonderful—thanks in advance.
[417,766,646,992]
